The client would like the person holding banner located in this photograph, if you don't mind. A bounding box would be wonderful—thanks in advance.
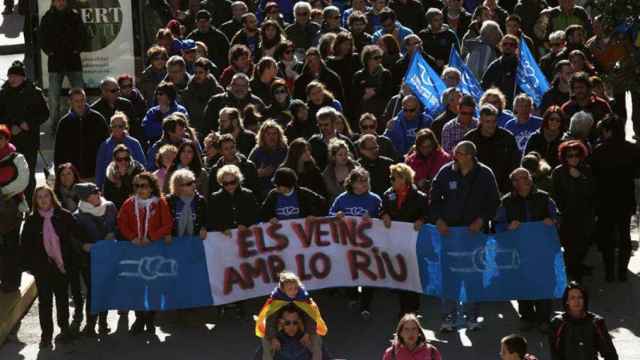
[261,167,327,222]
[382,313,442,360]
[430,140,500,331]
[72,183,117,337]
[20,185,80,348]
[381,163,428,318]
[207,164,259,234]
[167,169,208,239]
[495,167,558,333]
[117,172,173,335]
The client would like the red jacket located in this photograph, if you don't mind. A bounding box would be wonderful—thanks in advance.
[405,148,451,185]
[383,343,441,360]
[117,196,173,241]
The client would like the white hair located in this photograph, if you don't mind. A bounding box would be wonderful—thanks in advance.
[569,111,594,137]
[549,30,566,43]
[294,2,312,14]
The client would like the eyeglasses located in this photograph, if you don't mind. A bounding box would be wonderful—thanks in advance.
[111,124,126,129]
[134,183,150,189]
[403,107,417,113]
[181,181,195,187]
[274,89,288,95]
[282,320,299,326]
[222,180,238,187]
[115,156,130,162]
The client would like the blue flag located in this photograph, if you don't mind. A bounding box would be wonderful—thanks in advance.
[404,52,447,115]
[91,236,213,313]
[516,38,550,107]
[448,47,483,102]
[417,222,566,302]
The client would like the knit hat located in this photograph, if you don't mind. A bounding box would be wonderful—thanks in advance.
[7,61,25,77]
[73,182,100,201]
[196,9,211,20]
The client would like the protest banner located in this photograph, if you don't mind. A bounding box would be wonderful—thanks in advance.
[91,218,566,313]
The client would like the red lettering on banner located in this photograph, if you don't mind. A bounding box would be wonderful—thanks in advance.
[291,221,314,248]
[383,252,407,281]
[239,258,270,288]
[237,228,258,258]
[295,254,312,280]
[266,223,289,251]
[372,247,387,279]
[355,218,373,248]
[338,218,357,246]
[253,227,267,253]
[328,220,339,244]
[314,219,332,247]
[309,252,331,279]
[347,249,377,280]
[267,255,286,281]
[223,266,248,294]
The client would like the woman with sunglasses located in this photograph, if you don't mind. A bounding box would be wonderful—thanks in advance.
[275,41,303,92]
[117,172,173,335]
[95,113,146,189]
[524,106,565,169]
[207,164,259,234]
[166,169,208,240]
[265,80,294,128]
[162,141,209,196]
[280,138,327,197]
[103,144,146,210]
[551,140,595,283]
[352,44,393,125]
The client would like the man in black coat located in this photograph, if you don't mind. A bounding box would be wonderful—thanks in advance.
[357,134,394,198]
[91,77,139,141]
[308,107,356,171]
[481,34,519,109]
[54,88,109,180]
[38,0,87,131]
[464,104,520,195]
[188,9,230,70]
[0,61,49,200]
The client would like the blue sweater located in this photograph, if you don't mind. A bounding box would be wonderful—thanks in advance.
[249,146,288,194]
[95,135,147,188]
[141,102,189,145]
[384,111,432,155]
[329,191,382,217]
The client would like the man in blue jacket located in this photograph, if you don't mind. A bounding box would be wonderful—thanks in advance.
[430,140,500,332]
[384,95,432,156]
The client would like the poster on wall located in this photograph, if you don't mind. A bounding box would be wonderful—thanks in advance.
[37,0,135,89]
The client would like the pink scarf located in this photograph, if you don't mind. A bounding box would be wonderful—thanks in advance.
[38,208,65,274]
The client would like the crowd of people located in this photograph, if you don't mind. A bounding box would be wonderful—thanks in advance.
[0,0,638,358]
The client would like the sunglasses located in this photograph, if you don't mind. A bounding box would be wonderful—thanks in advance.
[502,42,518,48]
[361,124,377,130]
[222,180,238,187]
[282,320,299,326]
[156,92,167,96]
[115,156,130,162]
[181,181,195,187]
[274,89,288,95]
[134,183,150,189]
[284,49,294,54]
[403,107,417,113]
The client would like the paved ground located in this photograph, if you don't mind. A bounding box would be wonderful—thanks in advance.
[1,3,640,359]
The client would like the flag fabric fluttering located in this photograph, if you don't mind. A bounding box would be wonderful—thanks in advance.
[516,38,550,107]
[404,52,448,115]
[448,47,483,102]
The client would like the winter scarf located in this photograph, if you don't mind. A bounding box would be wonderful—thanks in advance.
[38,208,65,273]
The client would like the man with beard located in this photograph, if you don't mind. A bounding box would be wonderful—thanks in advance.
[481,34,519,109]
[561,72,612,131]
[464,104,520,194]
[182,58,224,141]
[203,73,266,136]
[541,60,573,111]
[187,9,230,70]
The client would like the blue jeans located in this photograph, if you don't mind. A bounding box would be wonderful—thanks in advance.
[48,71,84,132]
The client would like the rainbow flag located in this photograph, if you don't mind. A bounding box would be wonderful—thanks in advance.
[255,287,328,338]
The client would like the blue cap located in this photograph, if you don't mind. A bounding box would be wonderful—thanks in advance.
[181,39,197,51]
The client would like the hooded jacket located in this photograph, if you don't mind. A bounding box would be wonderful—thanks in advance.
[384,112,433,156]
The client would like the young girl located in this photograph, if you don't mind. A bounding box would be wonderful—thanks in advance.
[256,271,327,360]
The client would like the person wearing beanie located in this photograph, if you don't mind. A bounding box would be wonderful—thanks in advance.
[71,182,117,336]
[0,124,30,294]
[0,60,49,201]
[187,9,230,71]
[260,167,327,222]
[38,0,87,133]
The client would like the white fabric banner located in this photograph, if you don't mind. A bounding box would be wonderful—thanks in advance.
[203,217,423,305]
[38,0,135,89]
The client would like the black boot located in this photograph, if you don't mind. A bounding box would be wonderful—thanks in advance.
[81,320,97,337]
[129,319,145,335]
[98,313,110,334]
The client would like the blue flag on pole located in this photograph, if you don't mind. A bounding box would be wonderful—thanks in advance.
[448,47,483,102]
[91,236,213,313]
[404,52,447,115]
[417,222,567,302]
[516,38,550,107]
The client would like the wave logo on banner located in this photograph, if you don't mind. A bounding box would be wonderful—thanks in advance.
[516,38,550,107]
[417,222,567,302]
[448,47,483,102]
[90,236,213,313]
[404,52,447,115]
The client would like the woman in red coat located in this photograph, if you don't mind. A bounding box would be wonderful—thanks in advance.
[404,129,451,194]
[117,172,173,335]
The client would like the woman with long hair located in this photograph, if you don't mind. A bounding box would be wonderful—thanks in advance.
[251,57,281,106]
[54,163,80,213]
[322,139,358,203]
[284,100,318,141]
[249,121,289,196]
[383,314,442,360]
[404,129,451,194]
[524,106,565,169]
[306,81,343,125]
[265,79,294,128]
[103,144,146,209]
[257,20,285,59]
[293,47,344,103]
[352,44,393,124]
[281,138,327,197]
[166,169,208,240]
[275,41,303,92]
[163,141,209,196]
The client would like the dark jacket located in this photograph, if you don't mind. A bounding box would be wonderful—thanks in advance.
[20,208,79,276]
[481,55,519,109]
[496,188,557,224]
[0,80,49,151]
[102,160,146,210]
[309,134,356,171]
[187,26,230,70]
[358,155,393,198]
[38,6,86,72]
[73,201,118,266]
[418,26,460,65]
[551,164,596,231]
[208,153,260,199]
[541,86,571,115]
[203,91,266,135]
[326,54,363,122]
[285,119,318,142]
[381,185,428,222]
[166,193,208,236]
[293,64,344,103]
[293,161,328,198]
[549,312,618,360]
[443,7,472,40]
[389,0,426,32]
[182,75,224,139]
[260,186,327,221]
[54,108,109,179]
[284,21,321,50]
[139,65,167,108]
[352,67,393,121]
[464,127,521,194]
[91,97,139,140]
[430,160,501,226]
[207,187,259,231]
[524,129,563,169]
